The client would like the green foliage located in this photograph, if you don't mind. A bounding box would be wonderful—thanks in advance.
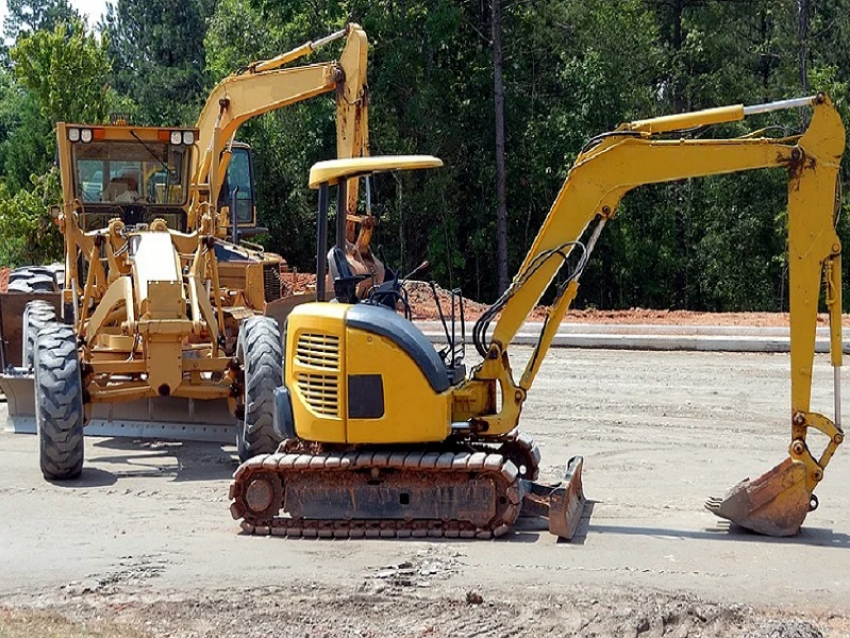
[10,19,112,124]
[197,0,850,309]
[0,16,109,267]
[1,0,850,312]
[0,168,62,267]
[102,0,212,125]
[3,0,78,41]
[0,72,52,191]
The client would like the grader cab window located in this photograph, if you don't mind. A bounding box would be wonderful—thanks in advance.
[73,141,189,206]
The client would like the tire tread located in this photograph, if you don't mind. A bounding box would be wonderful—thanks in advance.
[237,317,283,462]
[35,324,84,480]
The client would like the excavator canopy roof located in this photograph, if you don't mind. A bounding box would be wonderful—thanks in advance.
[308,155,443,188]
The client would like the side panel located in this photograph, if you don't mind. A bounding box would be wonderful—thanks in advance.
[286,303,348,443]
[0,292,62,368]
[345,327,451,444]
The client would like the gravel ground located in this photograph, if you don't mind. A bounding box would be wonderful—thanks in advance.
[2,347,849,636]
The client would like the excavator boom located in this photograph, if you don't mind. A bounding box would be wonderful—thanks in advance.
[190,24,371,245]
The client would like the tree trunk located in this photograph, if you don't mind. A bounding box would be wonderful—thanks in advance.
[671,0,688,309]
[492,0,509,295]
[797,0,809,93]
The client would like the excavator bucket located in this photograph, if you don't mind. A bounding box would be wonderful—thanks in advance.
[520,455,587,540]
[705,457,813,537]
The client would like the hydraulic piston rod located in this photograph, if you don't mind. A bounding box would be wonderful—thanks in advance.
[253,28,348,73]
[743,96,817,116]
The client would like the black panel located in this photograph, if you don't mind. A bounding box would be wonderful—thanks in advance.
[273,385,296,439]
[214,241,258,262]
[348,374,384,419]
[263,264,282,302]
[346,304,450,394]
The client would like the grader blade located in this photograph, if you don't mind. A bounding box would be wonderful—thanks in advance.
[520,455,586,540]
[1,373,236,445]
[705,457,813,537]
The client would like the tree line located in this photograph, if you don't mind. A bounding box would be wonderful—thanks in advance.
[0,0,848,312]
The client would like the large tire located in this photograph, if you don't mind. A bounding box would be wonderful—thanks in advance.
[34,324,84,480]
[8,266,58,293]
[22,300,58,369]
[236,316,283,462]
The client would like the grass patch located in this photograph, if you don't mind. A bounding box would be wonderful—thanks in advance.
[0,608,150,638]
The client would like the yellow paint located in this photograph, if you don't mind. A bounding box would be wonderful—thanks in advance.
[191,24,370,233]
[345,327,452,444]
[308,155,443,189]
[286,303,348,443]
[627,104,744,134]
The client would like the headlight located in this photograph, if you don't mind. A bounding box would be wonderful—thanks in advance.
[80,128,93,143]
[182,131,195,145]
[170,131,182,145]
[68,128,81,142]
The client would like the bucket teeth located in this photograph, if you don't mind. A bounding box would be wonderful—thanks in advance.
[705,457,812,537]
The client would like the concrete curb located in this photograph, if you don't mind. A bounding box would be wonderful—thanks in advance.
[415,321,848,353]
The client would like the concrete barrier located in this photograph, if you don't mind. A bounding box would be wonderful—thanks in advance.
[416,321,849,353]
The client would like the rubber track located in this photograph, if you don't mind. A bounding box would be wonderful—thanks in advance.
[23,300,57,369]
[237,317,283,461]
[35,324,84,480]
[230,450,522,539]
[481,429,541,482]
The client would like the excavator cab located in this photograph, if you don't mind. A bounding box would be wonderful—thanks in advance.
[229,155,587,539]
[217,142,263,240]
[280,155,455,445]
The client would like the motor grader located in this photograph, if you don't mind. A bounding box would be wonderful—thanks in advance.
[0,24,386,479]
[230,94,844,540]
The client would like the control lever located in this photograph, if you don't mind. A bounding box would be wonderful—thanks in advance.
[401,260,429,283]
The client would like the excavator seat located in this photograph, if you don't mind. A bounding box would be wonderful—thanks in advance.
[328,247,453,393]
[327,246,362,304]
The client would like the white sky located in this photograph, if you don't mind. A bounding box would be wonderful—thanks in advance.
[0,0,111,32]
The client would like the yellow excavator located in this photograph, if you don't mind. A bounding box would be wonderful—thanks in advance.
[230,94,844,539]
[188,23,381,289]
[0,24,385,478]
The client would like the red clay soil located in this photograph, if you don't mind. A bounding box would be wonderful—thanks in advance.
[279,271,316,295]
[402,280,850,327]
[3,265,840,327]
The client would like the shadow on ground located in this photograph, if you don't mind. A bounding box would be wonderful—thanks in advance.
[46,438,238,487]
[585,521,850,548]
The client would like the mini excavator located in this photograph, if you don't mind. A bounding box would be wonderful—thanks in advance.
[230,95,845,539]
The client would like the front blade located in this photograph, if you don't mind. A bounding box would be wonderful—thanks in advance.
[705,457,812,537]
[547,455,586,540]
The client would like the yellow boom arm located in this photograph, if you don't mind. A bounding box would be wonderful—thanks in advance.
[188,24,369,230]
[458,94,844,534]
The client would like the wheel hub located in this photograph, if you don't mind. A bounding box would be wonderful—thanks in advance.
[245,477,275,513]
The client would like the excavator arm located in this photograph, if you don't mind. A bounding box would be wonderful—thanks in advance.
[188,24,370,240]
[458,94,845,536]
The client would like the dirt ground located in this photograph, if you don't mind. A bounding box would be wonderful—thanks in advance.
[2,347,850,636]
